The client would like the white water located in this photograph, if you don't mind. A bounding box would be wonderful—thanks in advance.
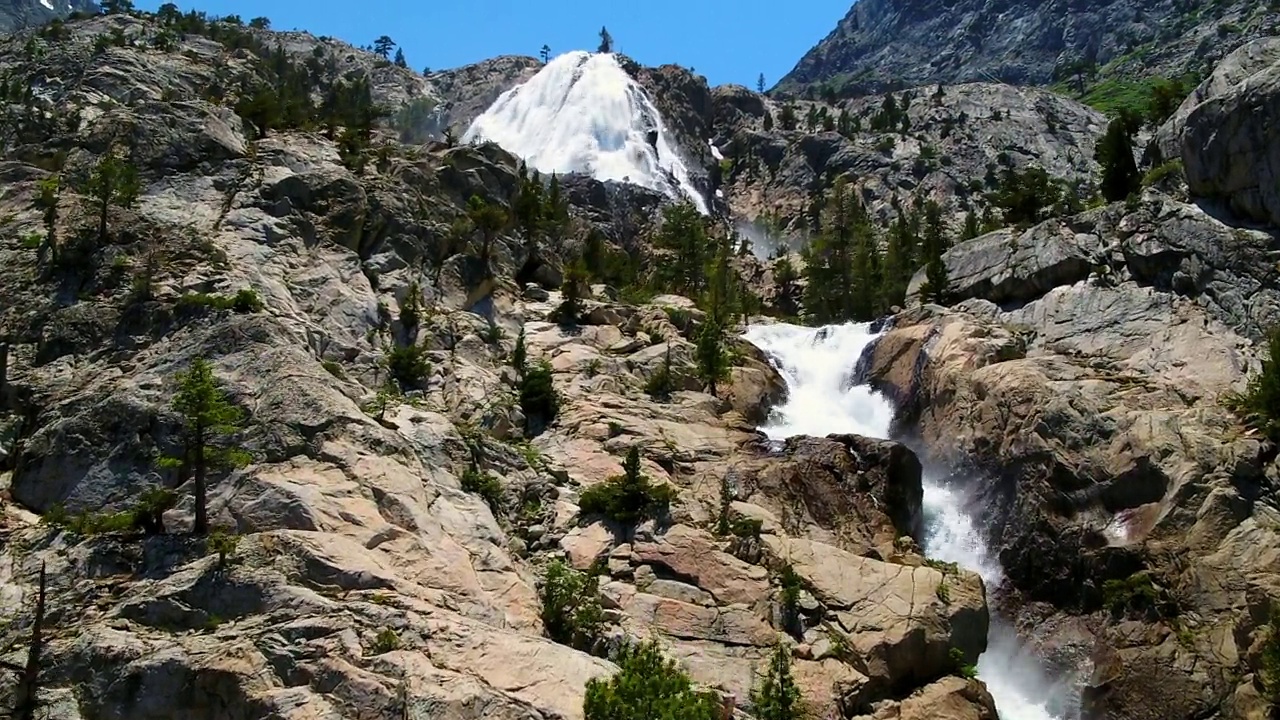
[464,51,708,213]
[744,322,1064,720]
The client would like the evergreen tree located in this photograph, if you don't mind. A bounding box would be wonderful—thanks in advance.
[546,173,569,240]
[762,112,774,132]
[598,27,613,54]
[850,221,881,320]
[558,259,589,325]
[512,327,527,376]
[9,563,46,720]
[583,640,720,720]
[779,103,797,131]
[750,643,803,720]
[962,210,980,240]
[249,16,270,29]
[578,446,676,525]
[83,151,140,241]
[393,48,407,68]
[520,359,559,436]
[540,44,551,64]
[920,200,951,305]
[466,195,510,268]
[373,35,395,59]
[756,73,765,94]
[705,234,739,324]
[540,560,603,653]
[162,358,249,535]
[773,256,800,317]
[652,202,709,296]
[35,175,59,266]
[695,320,729,397]
[1096,117,1140,202]
[102,0,134,13]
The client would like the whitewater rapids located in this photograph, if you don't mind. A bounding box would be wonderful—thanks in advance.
[463,50,707,213]
[744,322,1065,720]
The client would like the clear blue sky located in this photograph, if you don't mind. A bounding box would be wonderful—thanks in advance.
[134,0,853,89]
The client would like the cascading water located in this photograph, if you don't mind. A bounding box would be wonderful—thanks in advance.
[463,50,708,213]
[744,322,1066,720]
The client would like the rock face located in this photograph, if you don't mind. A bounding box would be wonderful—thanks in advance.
[0,0,96,34]
[863,189,1280,720]
[1157,38,1280,228]
[713,81,1106,232]
[777,0,1280,95]
[0,10,994,720]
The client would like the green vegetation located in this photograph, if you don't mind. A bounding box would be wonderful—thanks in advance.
[577,447,676,525]
[949,647,978,680]
[160,358,251,535]
[694,320,729,397]
[82,150,139,241]
[1101,572,1161,615]
[1260,605,1280,702]
[644,345,677,401]
[751,643,803,720]
[583,640,720,720]
[42,486,177,537]
[384,344,430,390]
[1142,159,1184,188]
[540,559,603,653]
[176,288,265,314]
[372,627,402,654]
[1096,118,1140,202]
[778,564,804,636]
[802,177,884,323]
[460,461,503,512]
[519,359,559,436]
[1227,328,1280,441]
[919,200,950,305]
[206,530,239,569]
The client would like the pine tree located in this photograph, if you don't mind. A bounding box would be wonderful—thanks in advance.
[598,27,613,54]
[466,195,510,268]
[394,47,407,68]
[540,44,551,64]
[920,200,951,305]
[756,73,765,94]
[83,151,139,241]
[962,210,980,240]
[162,358,249,535]
[750,643,803,720]
[1096,117,1140,202]
[696,320,729,397]
[520,359,559,436]
[102,0,134,13]
[653,203,709,296]
[583,640,720,720]
[558,259,589,325]
[779,103,797,131]
[512,327,527,376]
[8,563,47,720]
[35,175,59,266]
[373,35,395,59]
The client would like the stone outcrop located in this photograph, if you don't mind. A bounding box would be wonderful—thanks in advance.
[1156,37,1280,228]
[863,188,1280,720]
[776,0,1280,96]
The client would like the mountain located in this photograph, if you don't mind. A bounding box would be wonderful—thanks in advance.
[0,0,96,33]
[776,0,1280,96]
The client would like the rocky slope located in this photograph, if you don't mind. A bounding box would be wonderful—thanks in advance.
[857,40,1280,720]
[778,0,1280,96]
[0,0,95,34]
[0,9,997,720]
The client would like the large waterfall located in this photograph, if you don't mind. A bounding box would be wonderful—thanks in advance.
[745,322,1065,720]
[463,50,708,213]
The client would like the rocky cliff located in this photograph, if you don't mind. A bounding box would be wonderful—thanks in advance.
[777,0,1280,96]
[0,0,96,34]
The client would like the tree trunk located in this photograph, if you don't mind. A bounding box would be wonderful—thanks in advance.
[98,199,109,241]
[13,562,45,720]
[193,424,208,535]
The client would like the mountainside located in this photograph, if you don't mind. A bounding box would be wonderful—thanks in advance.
[0,0,96,33]
[777,0,1280,96]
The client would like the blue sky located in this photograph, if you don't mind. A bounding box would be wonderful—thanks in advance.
[134,0,853,89]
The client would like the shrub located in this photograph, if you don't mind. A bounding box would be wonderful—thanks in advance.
[206,530,239,569]
[1142,159,1183,188]
[176,288,264,314]
[577,447,676,526]
[373,627,402,654]
[949,647,978,679]
[1227,327,1280,442]
[583,640,720,720]
[1261,605,1280,702]
[385,344,430,389]
[461,462,503,512]
[132,487,178,535]
[751,642,803,720]
[644,346,676,400]
[520,359,559,435]
[540,559,603,653]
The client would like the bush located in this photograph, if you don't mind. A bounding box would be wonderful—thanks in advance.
[373,627,402,654]
[1227,328,1280,442]
[176,288,264,314]
[461,462,503,512]
[577,447,676,526]
[949,647,978,679]
[385,344,430,389]
[583,640,720,720]
[644,346,676,400]
[520,359,559,435]
[1142,159,1184,188]
[206,530,239,569]
[540,560,603,653]
[132,487,178,535]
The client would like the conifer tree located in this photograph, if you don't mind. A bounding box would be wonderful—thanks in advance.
[962,210,980,241]
[558,259,589,325]
[757,73,765,94]
[750,643,803,720]
[102,0,134,14]
[35,175,59,266]
[1096,117,1140,202]
[394,48,407,68]
[83,151,140,241]
[373,35,395,59]
[920,200,951,305]
[512,327,527,376]
[162,358,249,535]
[583,640,719,720]
[466,195,510,268]
[598,27,613,54]
[653,202,709,296]
[8,563,46,720]
[696,320,729,397]
[540,44,551,64]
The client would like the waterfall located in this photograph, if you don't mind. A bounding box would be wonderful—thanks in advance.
[744,322,1067,720]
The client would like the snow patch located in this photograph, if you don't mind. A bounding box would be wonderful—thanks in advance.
[40,0,55,10]
[464,51,707,213]
[709,140,723,161]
